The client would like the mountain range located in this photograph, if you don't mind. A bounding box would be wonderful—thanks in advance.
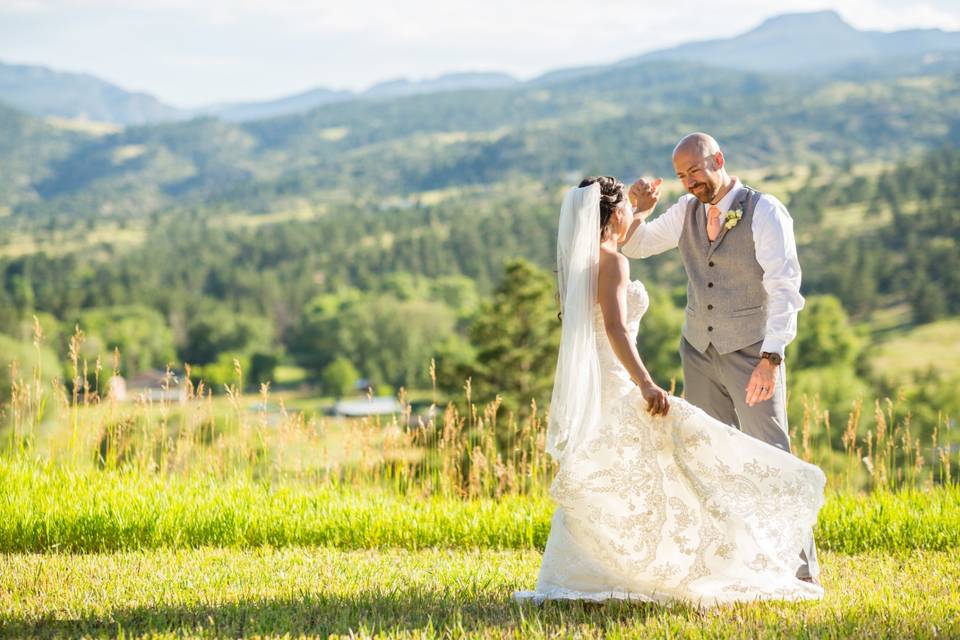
[0,62,184,125]
[3,10,959,125]
[630,10,960,73]
[1,9,959,225]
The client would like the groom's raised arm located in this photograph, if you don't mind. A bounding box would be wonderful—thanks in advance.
[619,196,689,259]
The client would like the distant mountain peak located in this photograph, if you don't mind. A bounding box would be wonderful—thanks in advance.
[0,60,187,125]
[752,9,854,33]
[622,8,960,74]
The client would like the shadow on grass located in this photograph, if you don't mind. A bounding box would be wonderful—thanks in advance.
[0,591,691,638]
[3,588,946,638]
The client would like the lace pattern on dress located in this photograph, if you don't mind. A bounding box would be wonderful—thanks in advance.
[516,280,826,608]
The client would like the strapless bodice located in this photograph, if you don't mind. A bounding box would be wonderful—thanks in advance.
[593,280,650,399]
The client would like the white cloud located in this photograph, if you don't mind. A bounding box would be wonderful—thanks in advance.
[834,0,960,31]
[1,0,52,12]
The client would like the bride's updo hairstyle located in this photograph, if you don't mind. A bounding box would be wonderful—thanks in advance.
[578,175,625,240]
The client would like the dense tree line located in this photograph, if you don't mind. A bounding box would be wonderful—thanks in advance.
[798,147,960,322]
[0,148,957,417]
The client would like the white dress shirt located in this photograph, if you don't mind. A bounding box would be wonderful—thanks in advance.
[620,178,804,356]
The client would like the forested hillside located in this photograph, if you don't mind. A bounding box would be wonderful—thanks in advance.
[2,50,959,223]
[0,145,957,422]
[0,14,958,428]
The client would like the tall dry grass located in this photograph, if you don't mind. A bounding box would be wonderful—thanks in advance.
[2,317,957,497]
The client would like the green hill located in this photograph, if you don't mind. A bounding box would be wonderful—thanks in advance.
[3,51,959,224]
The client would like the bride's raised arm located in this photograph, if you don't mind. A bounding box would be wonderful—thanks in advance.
[597,249,670,416]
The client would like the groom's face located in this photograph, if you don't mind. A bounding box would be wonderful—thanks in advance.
[674,150,724,203]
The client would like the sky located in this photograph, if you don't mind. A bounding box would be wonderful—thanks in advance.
[1,0,959,108]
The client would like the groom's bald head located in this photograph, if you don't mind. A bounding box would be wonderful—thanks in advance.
[673,133,720,160]
[672,132,729,204]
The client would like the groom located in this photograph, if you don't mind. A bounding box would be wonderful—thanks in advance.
[620,132,819,583]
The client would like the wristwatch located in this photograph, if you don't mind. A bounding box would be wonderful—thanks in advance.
[760,352,783,366]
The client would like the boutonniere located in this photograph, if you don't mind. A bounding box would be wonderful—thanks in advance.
[723,209,743,230]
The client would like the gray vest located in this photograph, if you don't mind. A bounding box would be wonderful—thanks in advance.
[678,185,766,355]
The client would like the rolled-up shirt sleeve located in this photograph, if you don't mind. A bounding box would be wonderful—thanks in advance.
[619,197,690,259]
[753,196,805,356]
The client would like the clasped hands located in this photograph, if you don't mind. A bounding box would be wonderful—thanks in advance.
[628,177,663,216]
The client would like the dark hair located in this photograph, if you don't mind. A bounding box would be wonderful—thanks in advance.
[578,175,625,238]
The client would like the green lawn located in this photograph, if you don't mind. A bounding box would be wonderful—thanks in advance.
[2,459,959,637]
[2,459,959,555]
[2,547,957,638]
[870,318,960,380]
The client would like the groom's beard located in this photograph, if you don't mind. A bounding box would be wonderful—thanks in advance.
[689,182,715,203]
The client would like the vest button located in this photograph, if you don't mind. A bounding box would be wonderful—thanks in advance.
[707,304,714,310]
[708,282,714,288]
[709,261,715,267]
[708,326,714,332]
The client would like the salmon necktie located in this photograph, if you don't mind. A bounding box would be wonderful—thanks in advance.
[707,205,722,242]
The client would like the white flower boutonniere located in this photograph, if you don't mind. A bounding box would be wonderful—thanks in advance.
[723,209,743,231]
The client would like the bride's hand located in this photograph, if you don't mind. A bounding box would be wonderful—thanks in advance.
[637,378,670,417]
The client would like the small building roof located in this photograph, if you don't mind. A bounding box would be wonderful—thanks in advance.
[333,396,402,417]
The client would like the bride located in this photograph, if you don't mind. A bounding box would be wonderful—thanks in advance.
[514,177,826,607]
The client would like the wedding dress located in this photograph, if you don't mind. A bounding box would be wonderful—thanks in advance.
[515,279,826,607]
[515,183,826,608]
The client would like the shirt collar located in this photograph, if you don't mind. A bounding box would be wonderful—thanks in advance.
[711,177,743,213]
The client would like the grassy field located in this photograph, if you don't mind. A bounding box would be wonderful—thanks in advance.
[870,318,960,379]
[2,547,957,638]
[2,332,958,638]
[1,459,958,555]
[0,224,147,259]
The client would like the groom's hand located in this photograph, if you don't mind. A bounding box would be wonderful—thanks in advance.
[745,359,778,406]
[628,178,662,216]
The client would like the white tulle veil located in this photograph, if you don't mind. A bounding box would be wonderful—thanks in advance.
[546,182,603,463]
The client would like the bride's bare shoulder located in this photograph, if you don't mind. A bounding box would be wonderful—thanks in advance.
[598,247,629,281]
[599,247,628,269]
